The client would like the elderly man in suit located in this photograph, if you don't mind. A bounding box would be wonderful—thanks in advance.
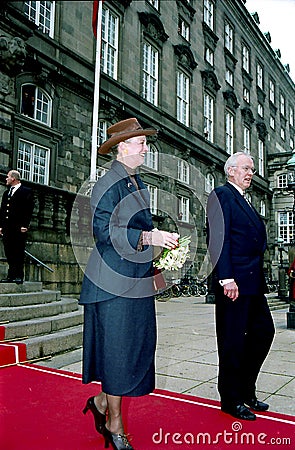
[207,152,275,421]
[0,170,34,284]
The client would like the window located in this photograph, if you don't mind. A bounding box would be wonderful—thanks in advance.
[204,0,214,30]
[278,211,293,244]
[269,79,275,103]
[281,127,285,141]
[243,87,250,103]
[245,192,252,204]
[101,7,119,79]
[178,17,190,41]
[290,107,294,127]
[258,139,264,176]
[204,93,214,142]
[177,71,189,126]
[18,139,50,184]
[243,126,250,153]
[224,21,233,53]
[21,84,51,126]
[258,103,264,118]
[97,120,108,146]
[148,0,159,9]
[280,93,286,116]
[178,196,189,223]
[277,174,288,188]
[225,111,234,154]
[256,63,263,89]
[96,166,108,179]
[144,144,158,170]
[24,1,55,38]
[143,42,158,106]
[177,160,189,184]
[270,116,275,130]
[225,68,233,86]
[260,200,266,217]
[146,184,158,215]
[205,47,214,66]
[205,173,215,193]
[242,45,250,73]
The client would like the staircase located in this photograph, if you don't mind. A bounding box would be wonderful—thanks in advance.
[0,281,83,362]
[266,293,289,311]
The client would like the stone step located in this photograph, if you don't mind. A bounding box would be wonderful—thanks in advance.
[0,297,78,322]
[0,289,60,307]
[3,307,83,340]
[22,324,83,360]
[0,281,43,294]
[39,347,83,370]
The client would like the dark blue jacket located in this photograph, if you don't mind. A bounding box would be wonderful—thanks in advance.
[79,160,154,303]
[207,182,267,296]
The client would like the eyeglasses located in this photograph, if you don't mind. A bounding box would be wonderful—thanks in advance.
[232,165,256,175]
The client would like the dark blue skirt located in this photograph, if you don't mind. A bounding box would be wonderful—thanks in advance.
[82,296,156,396]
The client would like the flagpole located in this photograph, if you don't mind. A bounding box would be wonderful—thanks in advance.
[90,0,103,182]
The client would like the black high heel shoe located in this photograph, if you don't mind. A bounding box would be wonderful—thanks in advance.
[103,427,134,450]
[82,396,106,434]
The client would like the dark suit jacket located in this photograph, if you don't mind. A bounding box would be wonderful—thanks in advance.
[79,160,155,303]
[0,184,34,232]
[207,182,267,296]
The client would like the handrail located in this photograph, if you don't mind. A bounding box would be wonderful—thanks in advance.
[25,250,54,272]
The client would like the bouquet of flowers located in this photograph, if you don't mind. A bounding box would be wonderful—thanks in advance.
[154,235,191,271]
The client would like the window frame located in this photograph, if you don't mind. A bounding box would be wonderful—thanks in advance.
[225,111,234,155]
[17,138,50,185]
[101,6,119,80]
[146,184,158,215]
[24,1,55,38]
[204,92,214,143]
[242,44,250,73]
[21,84,52,127]
[142,42,159,106]
[258,138,264,177]
[278,211,294,244]
[204,0,214,30]
[224,20,234,53]
[178,196,190,223]
[177,70,190,126]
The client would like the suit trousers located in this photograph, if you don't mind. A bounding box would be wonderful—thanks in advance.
[215,293,275,407]
[2,228,27,280]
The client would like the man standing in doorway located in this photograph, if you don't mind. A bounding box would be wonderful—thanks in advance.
[207,152,275,421]
[0,170,34,284]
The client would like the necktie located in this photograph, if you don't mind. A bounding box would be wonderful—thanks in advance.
[8,186,14,197]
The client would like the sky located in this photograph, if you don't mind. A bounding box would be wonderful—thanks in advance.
[245,0,295,81]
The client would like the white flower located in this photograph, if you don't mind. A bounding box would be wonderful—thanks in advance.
[154,236,191,271]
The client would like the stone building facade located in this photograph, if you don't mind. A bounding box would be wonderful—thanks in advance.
[0,0,294,293]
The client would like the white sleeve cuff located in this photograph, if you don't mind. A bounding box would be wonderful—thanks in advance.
[219,278,234,286]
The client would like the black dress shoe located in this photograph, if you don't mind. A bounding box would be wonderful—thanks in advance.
[1,278,13,283]
[245,398,269,411]
[82,396,106,434]
[221,404,256,421]
[12,278,23,284]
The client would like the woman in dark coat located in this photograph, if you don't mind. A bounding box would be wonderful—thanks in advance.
[79,118,179,450]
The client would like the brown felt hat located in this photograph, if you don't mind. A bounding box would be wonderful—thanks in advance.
[98,118,157,154]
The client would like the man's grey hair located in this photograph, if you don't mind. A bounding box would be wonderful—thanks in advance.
[224,152,254,178]
[9,170,21,181]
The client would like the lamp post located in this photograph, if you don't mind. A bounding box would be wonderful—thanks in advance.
[277,237,288,301]
[286,152,295,328]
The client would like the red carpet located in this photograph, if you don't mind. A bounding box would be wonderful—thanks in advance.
[0,343,27,367]
[0,364,294,449]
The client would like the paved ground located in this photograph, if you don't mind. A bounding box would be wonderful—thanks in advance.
[41,297,295,417]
